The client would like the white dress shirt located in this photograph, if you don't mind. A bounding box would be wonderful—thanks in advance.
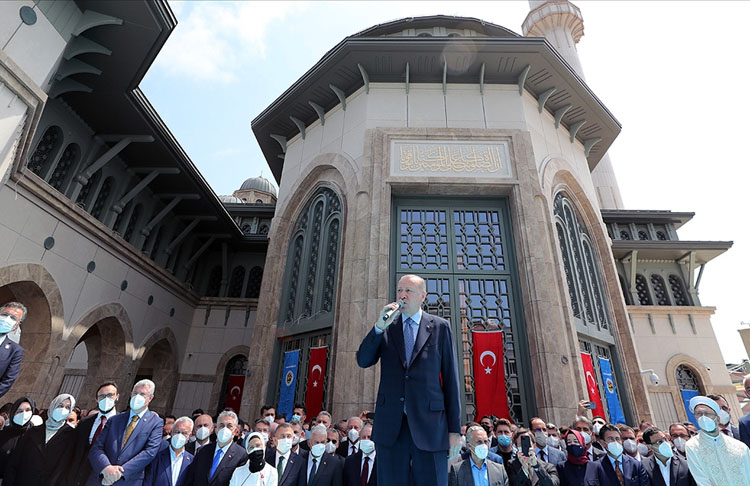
[348,441,359,456]
[170,448,186,486]
[307,453,323,480]
[361,450,376,482]
[656,457,671,485]
[89,408,117,443]
[276,449,291,473]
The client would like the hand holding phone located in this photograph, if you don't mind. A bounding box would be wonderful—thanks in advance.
[521,435,531,456]
[584,401,597,410]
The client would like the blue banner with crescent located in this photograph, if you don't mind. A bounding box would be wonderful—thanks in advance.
[278,350,300,421]
[680,389,699,426]
[598,357,626,425]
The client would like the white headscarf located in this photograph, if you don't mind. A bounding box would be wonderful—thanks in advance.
[46,393,75,431]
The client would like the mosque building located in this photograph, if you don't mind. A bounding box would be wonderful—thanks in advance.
[0,0,737,428]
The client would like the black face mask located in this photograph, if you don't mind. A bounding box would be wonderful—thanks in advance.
[248,449,265,473]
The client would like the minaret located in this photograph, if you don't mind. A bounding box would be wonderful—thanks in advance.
[523,1,625,210]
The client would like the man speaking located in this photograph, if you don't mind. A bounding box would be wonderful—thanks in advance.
[357,274,461,486]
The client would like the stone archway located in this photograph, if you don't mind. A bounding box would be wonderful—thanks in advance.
[133,328,179,415]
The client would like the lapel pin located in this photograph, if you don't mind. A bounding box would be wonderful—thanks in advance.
[4,344,8,349]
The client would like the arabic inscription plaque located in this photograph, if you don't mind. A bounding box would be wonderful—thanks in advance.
[391,140,512,178]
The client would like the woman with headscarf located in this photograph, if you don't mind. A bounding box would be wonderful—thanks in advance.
[0,396,35,478]
[229,431,278,486]
[3,393,76,486]
[556,429,588,486]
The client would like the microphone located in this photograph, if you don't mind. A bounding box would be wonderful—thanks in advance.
[382,299,405,321]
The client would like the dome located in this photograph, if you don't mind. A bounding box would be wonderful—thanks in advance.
[239,175,277,196]
[219,195,243,204]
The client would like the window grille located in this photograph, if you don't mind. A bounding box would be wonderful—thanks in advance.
[27,126,62,176]
[635,275,652,305]
[669,275,690,306]
[49,143,79,191]
[246,266,263,298]
[228,266,246,298]
[675,365,700,391]
[650,275,670,305]
[91,177,113,219]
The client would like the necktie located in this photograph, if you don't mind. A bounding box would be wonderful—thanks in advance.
[122,415,139,447]
[278,455,285,478]
[309,458,317,484]
[539,450,545,462]
[404,317,416,364]
[92,415,106,444]
[210,447,224,478]
[361,456,370,486]
[351,444,356,456]
[614,459,624,486]
[722,429,729,436]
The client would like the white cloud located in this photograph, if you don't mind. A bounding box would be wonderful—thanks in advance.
[154,1,304,83]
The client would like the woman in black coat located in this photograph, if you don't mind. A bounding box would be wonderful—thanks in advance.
[556,429,589,486]
[4,393,76,486]
[0,396,35,478]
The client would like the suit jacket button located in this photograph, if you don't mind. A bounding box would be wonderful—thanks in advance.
[405,375,409,380]
[400,397,404,402]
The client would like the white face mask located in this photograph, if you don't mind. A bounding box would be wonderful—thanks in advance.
[592,423,603,437]
[581,432,592,445]
[277,437,292,454]
[264,415,275,424]
[196,426,211,441]
[347,428,359,444]
[67,421,77,429]
[130,394,147,412]
[171,433,187,450]
[98,397,116,413]
[292,435,300,446]
[30,415,43,427]
[672,437,686,453]
[719,410,731,426]
[637,443,650,456]
[697,415,717,433]
[359,439,375,455]
[260,432,269,445]
[657,442,673,458]
[13,411,32,426]
[623,439,638,454]
[534,430,548,448]
[547,436,560,449]
[217,427,233,444]
[311,443,326,457]
[607,441,623,458]
[472,444,489,460]
[51,407,70,422]
[325,441,337,454]
[0,316,15,334]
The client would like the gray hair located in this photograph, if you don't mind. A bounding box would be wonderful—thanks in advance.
[133,379,156,397]
[317,411,332,420]
[572,415,592,428]
[310,424,328,437]
[0,302,27,323]
[218,410,238,425]
[287,419,301,427]
[173,416,194,433]
[275,422,294,435]
[399,274,426,292]
[466,425,486,445]
[348,416,363,427]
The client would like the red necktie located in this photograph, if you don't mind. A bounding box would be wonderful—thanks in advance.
[361,456,370,486]
[722,429,729,436]
[92,415,106,444]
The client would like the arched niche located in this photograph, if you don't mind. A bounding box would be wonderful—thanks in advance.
[133,328,179,415]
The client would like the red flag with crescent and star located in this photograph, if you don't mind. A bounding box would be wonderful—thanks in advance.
[580,352,605,419]
[304,346,328,419]
[472,330,509,420]
[224,375,244,413]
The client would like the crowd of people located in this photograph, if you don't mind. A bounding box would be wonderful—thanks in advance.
[0,377,749,485]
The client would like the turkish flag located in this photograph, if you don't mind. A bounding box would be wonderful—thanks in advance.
[304,346,328,419]
[224,375,244,413]
[472,330,509,420]
[580,352,605,419]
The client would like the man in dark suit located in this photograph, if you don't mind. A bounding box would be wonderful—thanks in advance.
[640,427,695,486]
[739,375,750,449]
[336,417,363,458]
[265,422,306,486]
[583,424,649,486]
[530,417,566,466]
[0,302,26,399]
[343,423,377,486]
[187,414,214,456]
[144,416,194,486]
[69,381,120,486]
[448,424,508,486]
[184,410,247,486]
[88,379,164,486]
[505,428,558,486]
[303,425,342,486]
[357,274,461,486]
[708,393,740,439]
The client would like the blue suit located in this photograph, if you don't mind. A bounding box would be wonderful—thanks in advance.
[0,338,22,398]
[88,409,164,486]
[357,311,461,486]
[583,454,649,486]
[739,414,750,449]
[144,442,194,486]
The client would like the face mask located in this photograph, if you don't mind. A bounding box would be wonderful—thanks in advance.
[697,415,717,433]
[292,435,300,446]
[311,443,326,457]
[657,442,673,458]
[719,410,731,425]
[534,430,548,448]
[260,432,269,444]
[359,439,375,455]
[264,415,275,424]
[581,432,592,445]
[472,444,489,460]
[171,433,187,450]
[607,441,623,458]
[51,407,70,422]
[592,423,603,437]
[460,435,466,447]
[325,441,336,454]
[30,415,43,427]
[567,444,586,457]
[637,443,650,456]
[98,397,116,413]
[497,435,512,448]
[672,437,686,453]
[292,415,301,422]
[277,437,292,454]
[547,436,560,449]
[348,429,359,443]
[623,439,637,454]
[196,426,211,441]
[67,421,77,429]
[217,427,233,444]
[130,394,147,411]
[0,316,15,334]
[13,411,31,426]
[247,449,265,473]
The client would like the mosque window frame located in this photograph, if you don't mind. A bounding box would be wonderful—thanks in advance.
[650,274,671,306]
[90,176,114,220]
[27,125,63,178]
[675,364,702,393]
[48,143,80,193]
[245,266,263,298]
[228,265,246,298]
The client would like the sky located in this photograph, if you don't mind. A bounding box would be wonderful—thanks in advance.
[140,1,750,363]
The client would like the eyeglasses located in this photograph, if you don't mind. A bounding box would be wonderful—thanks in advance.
[0,313,18,322]
[97,393,117,401]
[694,410,717,419]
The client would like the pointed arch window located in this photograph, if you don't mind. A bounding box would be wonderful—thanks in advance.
[669,275,690,306]
[635,274,652,305]
[228,266,246,298]
[123,204,142,242]
[650,274,670,306]
[281,187,342,327]
[246,266,263,298]
[27,126,63,177]
[49,143,79,192]
[76,171,101,208]
[91,177,114,220]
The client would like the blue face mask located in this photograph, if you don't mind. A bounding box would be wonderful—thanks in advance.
[292,414,301,422]
[0,316,15,334]
[498,435,512,447]
[567,444,586,457]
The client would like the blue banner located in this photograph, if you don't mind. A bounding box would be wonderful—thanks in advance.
[681,389,699,426]
[278,350,300,421]
[598,357,626,425]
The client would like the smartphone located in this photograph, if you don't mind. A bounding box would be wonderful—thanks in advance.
[521,435,531,456]
[584,401,597,410]
[365,412,375,420]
